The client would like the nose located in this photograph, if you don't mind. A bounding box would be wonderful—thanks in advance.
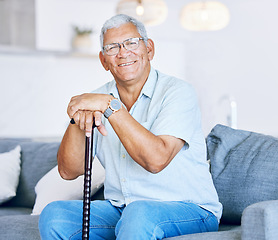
[117,43,130,57]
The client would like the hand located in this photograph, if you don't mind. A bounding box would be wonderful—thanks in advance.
[94,111,108,136]
[67,93,111,119]
[72,110,108,137]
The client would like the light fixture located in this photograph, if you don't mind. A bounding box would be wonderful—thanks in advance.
[136,0,144,16]
[116,0,168,26]
[180,1,230,31]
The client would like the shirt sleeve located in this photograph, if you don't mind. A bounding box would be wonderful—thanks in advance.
[150,80,202,146]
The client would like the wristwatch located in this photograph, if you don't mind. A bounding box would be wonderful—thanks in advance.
[104,98,122,118]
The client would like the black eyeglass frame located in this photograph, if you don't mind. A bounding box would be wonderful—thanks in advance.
[103,37,145,56]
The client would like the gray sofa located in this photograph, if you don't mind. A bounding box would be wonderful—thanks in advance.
[0,124,278,240]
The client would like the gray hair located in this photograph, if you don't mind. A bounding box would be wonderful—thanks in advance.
[100,14,148,52]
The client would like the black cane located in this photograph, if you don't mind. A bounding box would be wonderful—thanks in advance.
[70,118,95,240]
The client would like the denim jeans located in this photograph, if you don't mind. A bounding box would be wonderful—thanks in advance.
[39,200,218,240]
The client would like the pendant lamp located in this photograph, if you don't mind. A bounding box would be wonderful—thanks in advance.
[180,1,230,31]
[116,0,168,26]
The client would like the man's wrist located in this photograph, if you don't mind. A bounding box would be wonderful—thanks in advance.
[100,95,114,113]
[103,98,122,119]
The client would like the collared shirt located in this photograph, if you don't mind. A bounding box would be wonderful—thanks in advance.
[92,67,222,221]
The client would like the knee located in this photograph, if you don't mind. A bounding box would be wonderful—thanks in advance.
[124,201,151,218]
[39,201,58,226]
[116,201,154,232]
[116,201,164,239]
[39,201,67,237]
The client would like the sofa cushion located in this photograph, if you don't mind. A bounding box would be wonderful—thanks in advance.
[206,124,278,224]
[0,207,32,216]
[0,139,59,208]
[164,228,241,240]
[0,138,32,152]
[0,145,21,204]
[0,215,40,240]
[32,158,105,215]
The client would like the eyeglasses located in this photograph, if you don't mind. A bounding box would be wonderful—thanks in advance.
[103,37,145,56]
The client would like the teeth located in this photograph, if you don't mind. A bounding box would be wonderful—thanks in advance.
[119,61,135,67]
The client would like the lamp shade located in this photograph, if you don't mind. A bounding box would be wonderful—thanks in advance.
[116,0,168,26]
[180,1,230,31]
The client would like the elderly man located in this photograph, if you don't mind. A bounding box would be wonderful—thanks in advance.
[39,14,222,239]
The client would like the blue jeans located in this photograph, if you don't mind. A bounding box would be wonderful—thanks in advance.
[39,200,218,240]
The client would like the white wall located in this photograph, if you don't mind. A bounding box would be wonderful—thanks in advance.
[1,0,278,138]
[0,54,111,138]
[188,0,278,135]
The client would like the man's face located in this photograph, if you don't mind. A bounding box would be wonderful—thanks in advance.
[100,23,154,85]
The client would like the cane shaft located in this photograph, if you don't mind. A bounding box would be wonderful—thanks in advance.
[70,118,95,239]
[82,126,95,240]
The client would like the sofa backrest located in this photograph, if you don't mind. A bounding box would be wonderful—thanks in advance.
[207,124,278,224]
[0,138,60,208]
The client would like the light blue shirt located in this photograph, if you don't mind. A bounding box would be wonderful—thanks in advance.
[92,67,222,221]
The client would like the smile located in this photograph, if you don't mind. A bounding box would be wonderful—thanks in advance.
[118,61,136,67]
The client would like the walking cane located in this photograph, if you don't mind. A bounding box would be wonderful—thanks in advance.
[70,118,96,240]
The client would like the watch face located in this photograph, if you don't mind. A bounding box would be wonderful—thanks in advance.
[110,99,121,111]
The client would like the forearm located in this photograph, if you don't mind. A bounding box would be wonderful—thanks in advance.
[57,123,86,180]
[108,107,184,173]
[59,93,111,180]
[65,93,184,174]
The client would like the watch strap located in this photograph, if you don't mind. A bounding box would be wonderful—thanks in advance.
[104,107,113,118]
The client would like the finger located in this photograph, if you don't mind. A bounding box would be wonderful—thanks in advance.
[71,111,80,126]
[97,123,108,136]
[79,112,86,131]
[93,111,102,127]
[85,111,93,137]
[67,95,83,118]
[67,100,78,119]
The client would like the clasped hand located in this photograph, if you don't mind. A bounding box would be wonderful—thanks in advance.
[67,93,111,137]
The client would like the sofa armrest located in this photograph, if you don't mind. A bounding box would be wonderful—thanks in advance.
[241,200,278,240]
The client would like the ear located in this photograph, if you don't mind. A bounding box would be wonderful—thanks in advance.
[146,38,155,61]
[99,51,109,71]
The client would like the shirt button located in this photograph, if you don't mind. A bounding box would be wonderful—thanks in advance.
[122,154,126,159]
[121,178,126,182]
